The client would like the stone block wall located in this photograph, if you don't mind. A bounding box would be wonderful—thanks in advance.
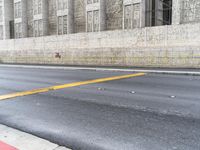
[0,22,199,68]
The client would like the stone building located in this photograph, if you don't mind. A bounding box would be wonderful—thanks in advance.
[0,0,191,39]
[0,0,200,68]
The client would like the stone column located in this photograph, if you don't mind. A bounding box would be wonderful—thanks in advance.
[145,0,152,27]
[0,1,3,40]
[140,0,146,27]
[3,0,14,39]
[68,0,74,34]
[155,0,163,26]
[172,0,181,25]
[100,0,106,31]
[14,0,28,38]
[41,0,48,36]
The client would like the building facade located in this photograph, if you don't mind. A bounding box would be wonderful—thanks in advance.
[0,0,200,68]
[0,0,200,39]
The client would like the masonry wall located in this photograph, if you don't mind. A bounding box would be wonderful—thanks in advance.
[181,0,200,23]
[27,0,33,37]
[0,23,199,68]
[2,0,200,37]
[24,0,123,36]
[0,0,200,68]
[106,0,123,30]
[74,0,86,33]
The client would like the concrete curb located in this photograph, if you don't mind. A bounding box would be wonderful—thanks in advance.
[0,124,71,150]
[0,64,200,76]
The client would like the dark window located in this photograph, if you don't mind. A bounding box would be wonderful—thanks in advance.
[163,0,172,25]
[145,0,172,27]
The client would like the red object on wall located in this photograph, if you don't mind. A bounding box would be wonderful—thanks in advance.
[0,141,18,150]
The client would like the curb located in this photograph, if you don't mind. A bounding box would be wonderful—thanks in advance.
[0,64,200,76]
[0,124,71,150]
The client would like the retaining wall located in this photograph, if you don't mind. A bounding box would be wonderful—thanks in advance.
[0,23,200,68]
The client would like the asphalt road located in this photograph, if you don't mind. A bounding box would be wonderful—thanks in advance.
[0,66,200,150]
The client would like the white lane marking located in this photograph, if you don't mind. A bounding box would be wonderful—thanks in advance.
[0,64,199,76]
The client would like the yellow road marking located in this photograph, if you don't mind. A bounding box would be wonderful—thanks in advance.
[0,72,146,101]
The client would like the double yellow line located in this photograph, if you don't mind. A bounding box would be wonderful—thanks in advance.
[0,72,145,101]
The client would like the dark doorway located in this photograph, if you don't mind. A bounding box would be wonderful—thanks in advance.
[9,20,15,39]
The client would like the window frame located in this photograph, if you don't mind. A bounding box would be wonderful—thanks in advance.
[57,15,68,35]
[14,2,22,19]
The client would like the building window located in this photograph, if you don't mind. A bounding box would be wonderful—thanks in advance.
[34,0,42,15]
[0,6,2,23]
[14,2,22,19]
[87,11,93,32]
[123,0,141,30]
[87,0,92,4]
[87,0,99,4]
[87,10,101,32]
[34,19,43,37]
[86,0,105,32]
[93,10,99,32]
[124,5,131,29]
[9,21,15,39]
[15,23,22,38]
[0,25,3,40]
[57,0,70,34]
[57,0,68,10]
[93,0,99,3]
[58,15,68,35]
[145,0,172,27]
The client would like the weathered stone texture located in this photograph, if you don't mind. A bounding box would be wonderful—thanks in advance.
[48,0,57,35]
[0,0,200,68]
[181,0,200,23]
[74,0,86,33]
[3,0,200,37]
[0,23,199,68]
[27,0,33,37]
[11,0,125,35]
[106,0,123,30]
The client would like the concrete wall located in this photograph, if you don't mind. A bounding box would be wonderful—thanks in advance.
[0,23,199,68]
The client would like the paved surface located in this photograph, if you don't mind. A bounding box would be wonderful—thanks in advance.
[1,64,200,76]
[0,66,200,150]
[0,124,71,150]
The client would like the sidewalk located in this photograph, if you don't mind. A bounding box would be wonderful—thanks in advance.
[0,64,199,76]
[0,124,71,150]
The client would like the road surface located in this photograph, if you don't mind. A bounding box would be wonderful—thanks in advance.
[0,66,200,150]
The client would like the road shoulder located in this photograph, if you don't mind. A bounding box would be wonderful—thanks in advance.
[0,124,71,150]
[0,64,199,76]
